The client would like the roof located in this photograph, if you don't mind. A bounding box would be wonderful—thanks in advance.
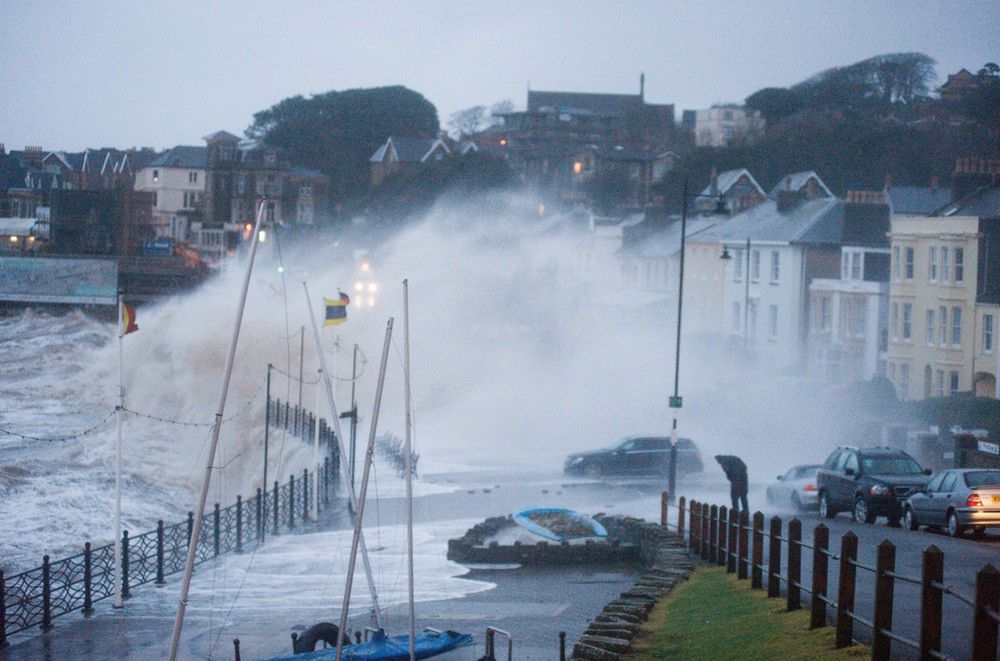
[202,130,241,143]
[627,218,718,259]
[590,146,675,162]
[887,186,952,215]
[527,90,643,116]
[700,168,765,198]
[690,197,844,246]
[289,164,326,179]
[769,171,833,199]
[149,146,207,169]
[371,137,449,163]
[936,187,1000,219]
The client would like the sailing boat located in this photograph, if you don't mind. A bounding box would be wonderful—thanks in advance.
[263,281,476,661]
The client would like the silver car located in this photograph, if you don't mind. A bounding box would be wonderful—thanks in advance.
[766,464,822,511]
[903,468,1000,536]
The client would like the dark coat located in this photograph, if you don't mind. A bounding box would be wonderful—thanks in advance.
[715,455,748,495]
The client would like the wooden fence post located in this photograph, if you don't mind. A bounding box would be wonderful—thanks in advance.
[156,520,165,585]
[708,505,718,563]
[701,504,710,561]
[919,545,942,661]
[767,516,781,598]
[288,474,296,530]
[727,508,737,573]
[690,501,700,555]
[738,509,749,580]
[787,519,801,611]
[661,491,668,527]
[121,530,130,599]
[972,564,999,661]
[751,512,764,589]
[872,540,896,661]
[41,555,52,631]
[836,531,857,648]
[83,543,94,614]
[717,506,728,568]
[810,524,829,629]
[677,496,685,537]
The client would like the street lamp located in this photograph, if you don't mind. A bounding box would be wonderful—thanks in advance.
[667,181,727,503]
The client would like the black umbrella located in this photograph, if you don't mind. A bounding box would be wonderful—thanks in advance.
[715,455,747,477]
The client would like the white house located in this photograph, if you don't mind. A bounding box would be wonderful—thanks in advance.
[694,105,765,147]
[134,146,207,240]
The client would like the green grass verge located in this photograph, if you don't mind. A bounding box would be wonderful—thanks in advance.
[629,567,868,661]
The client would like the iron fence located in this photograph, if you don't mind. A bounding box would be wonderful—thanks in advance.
[660,494,999,661]
[0,398,339,646]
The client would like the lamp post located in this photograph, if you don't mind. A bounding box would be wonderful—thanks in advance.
[667,182,727,503]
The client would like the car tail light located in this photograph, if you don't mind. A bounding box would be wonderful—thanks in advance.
[803,484,817,492]
[967,493,983,507]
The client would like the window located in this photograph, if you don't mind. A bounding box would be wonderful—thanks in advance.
[841,251,849,280]
[888,362,896,383]
[851,252,861,280]
[905,247,914,280]
[892,246,900,280]
[929,246,937,281]
[891,302,899,339]
[949,371,960,395]
[747,300,758,338]
[902,303,912,340]
[926,309,935,345]
[846,299,866,337]
[843,453,859,475]
[940,472,958,492]
[188,171,198,184]
[939,306,948,345]
[941,246,949,283]
[898,364,910,399]
[951,306,962,346]
[770,250,780,282]
[936,369,945,397]
[955,248,964,282]
[751,250,761,281]
[984,314,994,353]
[183,191,199,208]
[733,250,743,281]
[768,304,778,339]
[732,302,741,333]
[925,473,946,492]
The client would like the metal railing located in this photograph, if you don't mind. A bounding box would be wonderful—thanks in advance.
[0,399,339,646]
[660,494,1000,661]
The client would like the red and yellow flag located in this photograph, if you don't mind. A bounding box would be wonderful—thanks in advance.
[121,303,139,335]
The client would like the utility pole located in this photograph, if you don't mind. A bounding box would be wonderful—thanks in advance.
[297,326,304,411]
[263,363,271,500]
[350,344,359,492]
[667,180,688,504]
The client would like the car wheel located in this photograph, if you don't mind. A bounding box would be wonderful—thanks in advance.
[946,510,964,537]
[583,464,602,479]
[819,492,836,519]
[853,497,875,524]
[903,507,919,531]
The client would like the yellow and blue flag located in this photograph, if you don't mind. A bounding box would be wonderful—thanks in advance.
[324,292,350,326]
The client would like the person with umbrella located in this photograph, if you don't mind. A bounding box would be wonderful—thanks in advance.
[715,455,749,513]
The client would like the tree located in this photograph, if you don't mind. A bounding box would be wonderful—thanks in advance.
[489,99,515,121]
[448,106,488,138]
[745,87,802,125]
[247,86,439,201]
[968,62,1000,134]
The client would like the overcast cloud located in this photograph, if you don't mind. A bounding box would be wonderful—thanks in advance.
[1,0,998,151]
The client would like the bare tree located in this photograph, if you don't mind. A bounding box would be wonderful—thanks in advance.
[448,106,488,138]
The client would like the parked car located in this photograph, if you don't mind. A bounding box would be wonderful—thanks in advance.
[564,436,704,478]
[766,464,822,510]
[817,446,931,525]
[903,468,1000,537]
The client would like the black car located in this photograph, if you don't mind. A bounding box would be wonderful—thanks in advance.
[564,436,704,478]
[817,446,932,525]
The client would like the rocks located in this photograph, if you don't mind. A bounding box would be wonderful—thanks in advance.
[568,515,695,661]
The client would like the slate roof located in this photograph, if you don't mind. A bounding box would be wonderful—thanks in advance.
[689,197,844,246]
[628,218,718,259]
[769,171,833,198]
[203,130,241,143]
[887,186,952,215]
[370,137,448,163]
[150,146,207,169]
[699,168,765,198]
[936,187,1000,219]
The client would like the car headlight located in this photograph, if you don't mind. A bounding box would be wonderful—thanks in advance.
[870,485,891,496]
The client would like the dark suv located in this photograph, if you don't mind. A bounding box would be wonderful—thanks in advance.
[817,446,931,525]
[564,436,704,478]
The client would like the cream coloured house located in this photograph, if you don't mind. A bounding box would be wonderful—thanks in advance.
[134,146,207,240]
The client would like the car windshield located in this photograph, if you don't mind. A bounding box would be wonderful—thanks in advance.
[797,466,821,478]
[965,471,1000,488]
[861,456,923,475]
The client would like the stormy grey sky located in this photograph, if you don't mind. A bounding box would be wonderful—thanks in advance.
[1,1,998,152]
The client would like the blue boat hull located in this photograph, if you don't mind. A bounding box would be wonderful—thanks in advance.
[264,630,473,661]
[513,507,607,542]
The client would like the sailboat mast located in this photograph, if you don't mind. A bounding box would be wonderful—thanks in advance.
[168,199,267,661]
[303,283,383,626]
[336,318,394,661]
[403,279,416,661]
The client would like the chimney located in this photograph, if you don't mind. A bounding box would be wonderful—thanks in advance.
[639,72,645,101]
[0,143,5,155]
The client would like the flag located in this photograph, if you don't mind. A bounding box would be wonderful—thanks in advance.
[324,292,350,326]
[121,302,139,335]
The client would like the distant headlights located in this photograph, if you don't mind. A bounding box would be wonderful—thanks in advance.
[870,485,892,496]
